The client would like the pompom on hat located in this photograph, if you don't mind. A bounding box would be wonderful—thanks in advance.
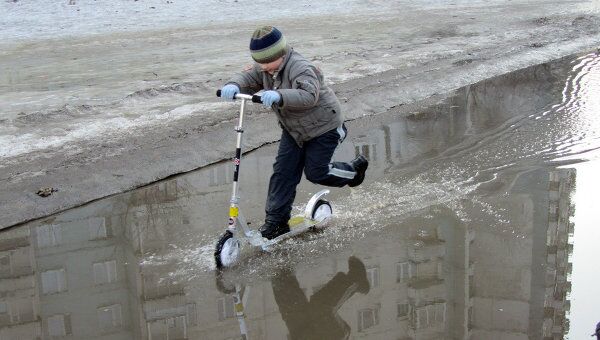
[249,26,288,64]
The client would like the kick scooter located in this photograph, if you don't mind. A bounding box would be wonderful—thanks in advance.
[214,90,333,268]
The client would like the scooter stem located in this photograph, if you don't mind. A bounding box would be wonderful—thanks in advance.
[220,92,265,239]
[231,97,247,202]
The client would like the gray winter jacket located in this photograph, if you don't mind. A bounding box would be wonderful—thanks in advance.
[228,48,343,146]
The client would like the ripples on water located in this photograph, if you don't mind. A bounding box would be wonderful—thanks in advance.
[327,51,600,246]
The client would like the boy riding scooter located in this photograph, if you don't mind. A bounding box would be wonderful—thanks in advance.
[219,26,368,240]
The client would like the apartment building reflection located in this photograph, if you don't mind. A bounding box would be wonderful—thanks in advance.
[0,197,141,339]
[0,165,574,339]
[0,227,40,339]
[542,169,574,339]
[121,55,574,338]
[331,211,466,339]
[465,167,574,339]
[0,55,577,339]
[124,157,271,339]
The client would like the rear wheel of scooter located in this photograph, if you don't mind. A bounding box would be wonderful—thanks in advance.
[214,231,240,269]
[311,199,333,223]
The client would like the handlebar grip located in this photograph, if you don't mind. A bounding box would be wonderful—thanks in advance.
[216,89,256,101]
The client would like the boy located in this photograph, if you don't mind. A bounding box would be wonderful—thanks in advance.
[219,26,368,240]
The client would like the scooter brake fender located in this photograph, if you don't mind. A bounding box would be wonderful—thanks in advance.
[304,189,330,219]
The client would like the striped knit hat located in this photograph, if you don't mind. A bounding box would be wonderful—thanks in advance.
[249,26,287,64]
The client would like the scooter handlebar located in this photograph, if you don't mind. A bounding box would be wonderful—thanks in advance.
[251,95,263,103]
[216,90,262,103]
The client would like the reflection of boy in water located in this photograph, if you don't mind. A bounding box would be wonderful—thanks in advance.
[271,256,370,339]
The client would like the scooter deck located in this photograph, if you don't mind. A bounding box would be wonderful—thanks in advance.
[261,215,326,249]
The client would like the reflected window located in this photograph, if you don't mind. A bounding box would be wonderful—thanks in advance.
[48,314,72,337]
[16,298,35,323]
[149,316,189,340]
[413,303,446,329]
[0,255,9,276]
[0,302,8,326]
[143,274,185,300]
[186,303,197,326]
[355,143,376,163]
[0,255,9,266]
[468,306,473,329]
[397,303,409,319]
[2,247,33,277]
[357,305,380,332]
[396,262,413,283]
[168,316,187,338]
[210,165,233,187]
[97,304,122,331]
[366,267,380,288]
[41,268,67,295]
[93,260,117,285]
[430,303,445,324]
[0,299,35,325]
[546,269,557,285]
[217,296,235,321]
[89,218,111,240]
[36,224,62,248]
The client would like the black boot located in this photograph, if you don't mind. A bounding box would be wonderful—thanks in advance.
[348,155,369,187]
[347,256,370,294]
[259,221,290,240]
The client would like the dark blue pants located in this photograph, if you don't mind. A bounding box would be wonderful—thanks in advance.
[265,125,356,225]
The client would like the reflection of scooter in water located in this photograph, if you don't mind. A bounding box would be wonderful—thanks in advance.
[271,256,370,340]
[215,256,370,340]
[215,273,250,340]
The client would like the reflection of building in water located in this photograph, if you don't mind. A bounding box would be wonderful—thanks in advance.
[327,102,473,176]
[32,205,139,339]
[0,157,576,340]
[356,58,570,173]
[0,129,577,340]
[0,227,40,339]
[126,152,276,246]
[140,259,199,340]
[0,199,141,339]
[0,58,579,339]
[121,181,198,339]
[147,209,466,340]
[333,213,466,339]
[121,159,280,338]
[0,165,574,339]
[468,168,574,340]
[170,170,574,339]
[125,180,182,254]
[542,169,574,339]
[119,177,268,339]
[119,198,465,339]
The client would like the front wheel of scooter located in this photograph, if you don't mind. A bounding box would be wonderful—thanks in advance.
[214,230,240,269]
[311,199,333,223]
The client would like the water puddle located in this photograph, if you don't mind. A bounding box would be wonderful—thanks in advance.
[1,51,599,339]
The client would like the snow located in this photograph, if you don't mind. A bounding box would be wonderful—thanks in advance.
[1,0,368,43]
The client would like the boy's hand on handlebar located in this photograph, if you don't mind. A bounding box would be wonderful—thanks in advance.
[261,90,281,107]
[220,84,240,101]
